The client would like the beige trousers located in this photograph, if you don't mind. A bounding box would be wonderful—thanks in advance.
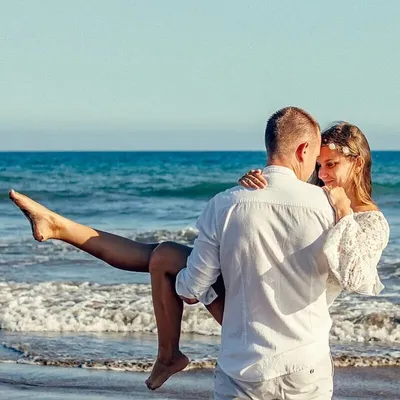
[214,354,334,400]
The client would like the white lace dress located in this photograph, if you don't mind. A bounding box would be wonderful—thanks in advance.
[323,211,390,306]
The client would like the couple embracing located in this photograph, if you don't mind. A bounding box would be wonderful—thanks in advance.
[10,106,389,400]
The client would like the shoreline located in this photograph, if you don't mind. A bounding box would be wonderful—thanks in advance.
[0,363,398,400]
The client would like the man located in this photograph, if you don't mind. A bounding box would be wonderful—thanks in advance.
[176,106,335,399]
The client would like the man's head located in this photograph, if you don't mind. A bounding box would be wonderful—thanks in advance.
[265,107,321,181]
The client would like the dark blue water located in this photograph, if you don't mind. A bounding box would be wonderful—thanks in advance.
[0,151,399,368]
[1,151,398,228]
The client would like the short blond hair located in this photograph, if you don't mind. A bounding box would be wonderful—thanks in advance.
[265,107,320,157]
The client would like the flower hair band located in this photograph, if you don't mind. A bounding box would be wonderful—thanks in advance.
[322,136,352,156]
[326,142,351,155]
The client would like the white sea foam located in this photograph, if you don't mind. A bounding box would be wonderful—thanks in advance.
[1,349,399,370]
[0,281,399,345]
[329,295,400,343]
[133,227,198,245]
[0,281,220,335]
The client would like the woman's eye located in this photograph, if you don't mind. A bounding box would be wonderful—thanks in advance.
[327,162,336,168]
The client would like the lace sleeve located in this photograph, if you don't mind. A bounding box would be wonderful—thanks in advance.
[323,211,390,295]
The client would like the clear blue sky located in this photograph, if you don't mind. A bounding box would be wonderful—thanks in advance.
[1,1,399,150]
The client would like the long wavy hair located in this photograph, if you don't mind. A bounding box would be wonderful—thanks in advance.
[319,122,375,206]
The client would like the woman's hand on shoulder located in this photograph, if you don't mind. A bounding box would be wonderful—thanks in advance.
[238,169,267,189]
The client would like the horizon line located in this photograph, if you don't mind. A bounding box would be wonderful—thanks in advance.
[0,149,399,153]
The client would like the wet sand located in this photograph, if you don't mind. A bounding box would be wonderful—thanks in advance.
[0,363,398,400]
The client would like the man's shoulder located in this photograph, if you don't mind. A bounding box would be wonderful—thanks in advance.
[206,186,259,216]
[215,181,327,200]
[281,180,333,212]
[212,185,247,203]
[212,182,333,215]
[295,180,328,198]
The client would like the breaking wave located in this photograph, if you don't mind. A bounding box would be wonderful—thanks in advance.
[0,281,399,345]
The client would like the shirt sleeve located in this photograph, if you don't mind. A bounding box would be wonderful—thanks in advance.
[175,197,222,305]
[323,211,390,295]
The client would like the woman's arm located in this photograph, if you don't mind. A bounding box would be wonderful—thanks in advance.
[238,172,389,295]
[323,211,389,295]
[322,186,352,223]
[238,167,322,188]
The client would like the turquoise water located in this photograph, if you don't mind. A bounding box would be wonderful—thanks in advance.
[0,151,399,369]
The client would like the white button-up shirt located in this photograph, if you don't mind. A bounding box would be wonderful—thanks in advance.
[176,165,336,382]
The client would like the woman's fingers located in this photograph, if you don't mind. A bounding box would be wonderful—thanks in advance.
[239,176,266,189]
[239,177,256,189]
[249,170,267,184]
[179,296,199,305]
[238,177,251,188]
[238,169,267,189]
[243,177,261,189]
[244,175,266,188]
[322,185,333,192]
[323,185,343,196]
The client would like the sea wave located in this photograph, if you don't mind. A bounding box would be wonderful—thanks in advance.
[1,228,397,286]
[133,228,198,244]
[140,182,234,199]
[0,228,198,257]
[1,348,399,371]
[1,182,235,202]
[0,281,399,344]
[2,180,400,203]
[0,281,219,335]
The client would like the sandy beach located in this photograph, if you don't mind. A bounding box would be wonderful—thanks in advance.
[0,363,398,400]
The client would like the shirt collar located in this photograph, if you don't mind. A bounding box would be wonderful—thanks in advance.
[262,165,297,178]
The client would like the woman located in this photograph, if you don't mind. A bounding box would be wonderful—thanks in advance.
[240,122,389,306]
[9,122,389,389]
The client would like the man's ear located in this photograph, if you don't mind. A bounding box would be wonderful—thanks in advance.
[296,142,309,162]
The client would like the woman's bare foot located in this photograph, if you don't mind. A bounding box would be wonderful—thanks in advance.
[145,352,189,390]
[9,189,60,242]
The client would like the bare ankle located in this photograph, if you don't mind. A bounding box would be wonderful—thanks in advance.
[157,349,184,364]
[53,216,72,241]
[146,351,189,390]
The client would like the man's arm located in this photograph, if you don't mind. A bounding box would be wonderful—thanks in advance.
[175,197,222,305]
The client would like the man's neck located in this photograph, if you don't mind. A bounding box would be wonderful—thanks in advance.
[267,157,298,177]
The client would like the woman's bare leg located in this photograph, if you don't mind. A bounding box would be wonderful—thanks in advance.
[9,190,157,272]
[9,190,226,389]
[146,241,225,390]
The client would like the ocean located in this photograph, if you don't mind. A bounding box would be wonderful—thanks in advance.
[0,151,399,373]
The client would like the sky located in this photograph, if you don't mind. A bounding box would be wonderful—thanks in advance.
[1,0,399,150]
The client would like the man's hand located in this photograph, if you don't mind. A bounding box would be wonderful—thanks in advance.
[179,295,199,305]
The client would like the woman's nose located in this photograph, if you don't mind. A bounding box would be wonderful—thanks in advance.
[318,166,328,180]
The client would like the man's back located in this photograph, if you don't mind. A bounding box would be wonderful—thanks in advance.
[214,166,335,382]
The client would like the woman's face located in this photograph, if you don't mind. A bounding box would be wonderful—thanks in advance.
[317,146,356,189]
